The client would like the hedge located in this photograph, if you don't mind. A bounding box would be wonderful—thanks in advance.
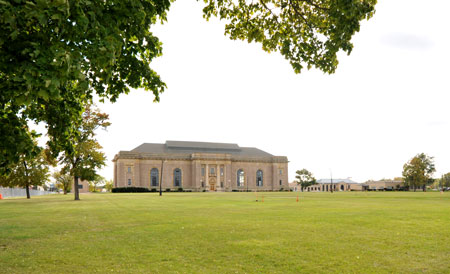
[112,187,151,193]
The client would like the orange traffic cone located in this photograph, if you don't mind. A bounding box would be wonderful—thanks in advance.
[296,194,299,202]
[0,193,3,200]
[262,195,264,203]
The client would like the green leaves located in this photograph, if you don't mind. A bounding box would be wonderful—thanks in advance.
[402,153,435,190]
[295,168,317,188]
[202,0,377,74]
[1,0,377,175]
[0,0,172,173]
[58,103,109,199]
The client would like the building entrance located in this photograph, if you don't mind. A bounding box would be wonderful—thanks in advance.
[209,178,216,191]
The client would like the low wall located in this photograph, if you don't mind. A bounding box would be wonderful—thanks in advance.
[0,188,58,198]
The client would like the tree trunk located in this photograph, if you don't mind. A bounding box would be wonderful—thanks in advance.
[423,185,426,192]
[25,183,30,199]
[23,161,31,199]
[74,176,80,200]
[63,187,67,195]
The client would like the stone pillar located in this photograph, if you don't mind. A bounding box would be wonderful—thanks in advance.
[272,163,277,191]
[191,160,197,191]
[205,164,209,190]
[226,163,232,191]
[113,161,117,188]
[134,160,140,187]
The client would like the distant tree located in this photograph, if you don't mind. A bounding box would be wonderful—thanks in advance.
[402,153,435,192]
[0,149,50,199]
[53,171,72,195]
[295,169,317,191]
[89,175,105,192]
[59,104,110,200]
[439,173,450,191]
[104,179,114,192]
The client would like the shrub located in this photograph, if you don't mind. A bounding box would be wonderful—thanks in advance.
[177,187,183,192]
[165,188,171,192]
[150,188,157,192]
[112,187,150,193]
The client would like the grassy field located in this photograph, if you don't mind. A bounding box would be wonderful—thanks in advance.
[1,192,449,273]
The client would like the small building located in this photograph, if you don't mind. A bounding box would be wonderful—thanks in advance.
[362,179,403,191]
[289,181,301,192]
[304,178,359,192]
[73,180,90,193]
[113,141,289,192]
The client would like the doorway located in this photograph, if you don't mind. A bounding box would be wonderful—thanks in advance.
[209,178,216,191]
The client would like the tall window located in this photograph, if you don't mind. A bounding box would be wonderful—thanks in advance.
[237,169,245,187]
[174,168,182,187]
[151,168,159,187]
[128,179,132,186]
[279,180,282,186]
[210,167,215,175]
[279,169,283,175]
[127,167,131,173]
[256,170,263,187]
[220,167,224,176]
[201,165,205,176]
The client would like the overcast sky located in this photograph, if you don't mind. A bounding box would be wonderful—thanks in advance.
[94,0,450,183]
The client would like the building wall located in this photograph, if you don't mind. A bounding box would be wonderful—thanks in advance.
[113,156,289,191]
[304,183,354,192]
[73,179,90,193]
[363,180,403,190]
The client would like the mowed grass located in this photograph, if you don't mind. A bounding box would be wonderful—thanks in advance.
[1,192,449,273]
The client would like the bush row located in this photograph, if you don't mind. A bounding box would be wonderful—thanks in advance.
[112,187,151,193]
[112,187,185,193]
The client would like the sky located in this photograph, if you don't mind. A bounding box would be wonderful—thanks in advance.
[92,0,450,183]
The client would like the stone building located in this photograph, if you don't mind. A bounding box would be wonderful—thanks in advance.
[302,178,360,192]
[113,141,289,192]
[73,180,90,193]
[362,179,403,191]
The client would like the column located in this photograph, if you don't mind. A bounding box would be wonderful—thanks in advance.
[205,163,209,190]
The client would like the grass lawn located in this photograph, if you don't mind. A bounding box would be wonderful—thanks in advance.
[1,192,449,273]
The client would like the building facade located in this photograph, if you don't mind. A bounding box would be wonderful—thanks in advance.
[113,141,289,192]
[362,179,403,191]
[292,178,360,192]
[73,180,90,193]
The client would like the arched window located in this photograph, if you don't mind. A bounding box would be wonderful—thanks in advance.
[256,170,263,187]
[237,169,245,187]
[174,168,182,187]
[150,168,159,187]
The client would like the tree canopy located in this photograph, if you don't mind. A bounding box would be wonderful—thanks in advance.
[439,173,450,191]
[0,149,50,199]
[295,168,317,190]
[0,0,377,174]
[53,170,72,195]
[402,153,435,191]
[59,104,110,200]
[203,0,377,73]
